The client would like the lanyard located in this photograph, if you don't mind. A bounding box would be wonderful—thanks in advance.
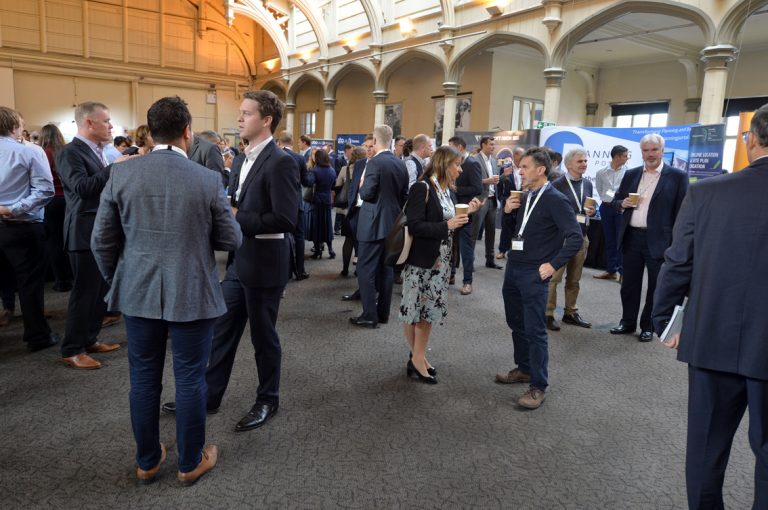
[518,182,549,237]
[565,176,583,213]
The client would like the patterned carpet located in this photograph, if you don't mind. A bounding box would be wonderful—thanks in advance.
[0,244,754,509]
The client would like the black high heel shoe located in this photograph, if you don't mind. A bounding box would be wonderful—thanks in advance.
[409,353,436,376]
[406,360,437,384]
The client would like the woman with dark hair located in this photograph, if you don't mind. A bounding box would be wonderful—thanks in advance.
[39,123,72,292]
[336,146,366,276]
[399,146,482,383]
[307,148,337,259]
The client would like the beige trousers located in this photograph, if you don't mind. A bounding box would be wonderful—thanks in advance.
[546,235,589,317]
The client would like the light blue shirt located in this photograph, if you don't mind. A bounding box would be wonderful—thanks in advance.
[0,135,54,223]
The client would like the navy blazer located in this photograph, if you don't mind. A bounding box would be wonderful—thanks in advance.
[56,137,111,251]
[455,155,483,205]
[356,151,408,242]
[404,181,450,269]
[229,140,299,288]
[612,163,688,259]
[652,157,768,380]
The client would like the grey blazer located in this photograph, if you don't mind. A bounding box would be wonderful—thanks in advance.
[189,135,227,187]
[91,149,242,322]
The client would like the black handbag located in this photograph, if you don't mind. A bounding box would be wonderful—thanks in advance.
[333,165,351,208]
[384,182,429,266]
[302,185,314,202]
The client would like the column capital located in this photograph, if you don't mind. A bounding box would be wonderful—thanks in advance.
[543,68,566,87]
[323,98,336,109]
[284,102,296,112]
[700,45,738,69]
[442,81,460,96]
[373,90,388,103]
[684,98,702,113]
[585,103,598,116]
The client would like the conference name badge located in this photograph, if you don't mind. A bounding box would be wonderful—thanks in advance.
[511,237,524,251]
[606,190,615,198]
[577,214,587,225]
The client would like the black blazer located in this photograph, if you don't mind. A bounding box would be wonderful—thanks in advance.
[455,155,483,205]
[404,181,450,269]
[357,151,408,242]
[229,140,299,288]
[653,157,768,379]
[56,137,111,251]
[612,163,688,259]
[189,135,227,188]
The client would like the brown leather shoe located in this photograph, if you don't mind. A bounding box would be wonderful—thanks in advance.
[86,342,121,353]
[460,283,472,295]
[136,443,166,484]
[593,272,617,280]
[178,445,218,486]
[495,368,531,384]
[518,388,546,409]
[101,314,122,328]
[495,252,506,260]
[62,353,102,370]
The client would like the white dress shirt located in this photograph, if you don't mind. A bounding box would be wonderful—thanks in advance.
[236,136,273,202]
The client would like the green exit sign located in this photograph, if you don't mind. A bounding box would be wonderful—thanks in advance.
[536,121,556,129]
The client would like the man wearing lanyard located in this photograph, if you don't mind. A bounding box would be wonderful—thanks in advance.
[594,145,629,281]
[546,148,596,331]
[494,148,582,409]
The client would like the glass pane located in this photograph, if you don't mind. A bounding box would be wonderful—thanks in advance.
[522,102,532,130]
[615,115,632,128]
[534,102,544,122]
[633,114,650,128]
[511,100,520,130]
[723,138,737,172]
[650,113,668,127]
[725,115,740,136]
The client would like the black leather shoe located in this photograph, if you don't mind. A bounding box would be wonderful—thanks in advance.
[406,361,438,384]
[610,323,636,335]
[639,331,654,342]
[349,316,378,329]
[328,252,336,259]
[409,353,436,376]
[235,403,278,432]
[295,272,310,281]
[546,316,560,331]
[485,262,503,269]
[27,333,61,352]
[161,402,219,415]
[378,317,389,325]
[341,291,360,301]
[562,313,592,328]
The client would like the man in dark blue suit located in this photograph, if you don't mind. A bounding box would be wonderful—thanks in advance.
[609,133,688,342]
[277,130,310,280]
[652,104,768,509]
[350,126,408,328]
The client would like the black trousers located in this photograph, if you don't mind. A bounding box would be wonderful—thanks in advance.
[619,228,663,332]
[205,264,284,408]
[291,203,306,277]
[0,248,16,310]
[0,222,51,345]
[43,196,71,284]
[686,365,768,509]
[356,239,393,323]
[61,250,108,357]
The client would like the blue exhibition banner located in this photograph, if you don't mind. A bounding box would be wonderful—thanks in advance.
[541,124,696,183]
[687,124,725,180]
[335,133,367,160]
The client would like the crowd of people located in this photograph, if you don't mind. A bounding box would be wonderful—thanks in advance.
[3,93,768,507]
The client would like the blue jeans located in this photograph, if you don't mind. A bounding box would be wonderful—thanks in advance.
[599,202,623,274]
[125,315,216,473]
[459,223,475,284]
[502,264,550,391]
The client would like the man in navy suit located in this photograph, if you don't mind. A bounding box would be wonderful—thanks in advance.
[609,133,688,342]
[652,104,768,509]
[350,126,408,328]
[277,130,310,281]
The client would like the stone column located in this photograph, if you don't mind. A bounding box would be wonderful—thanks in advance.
[699,45,738,125]
[542,68,565,125]
[684,98,701,124]
[285,102,296,134]
[585,103,598,127]
[323,98,336,139]
[441,82,460,144]
[373,90,388,127]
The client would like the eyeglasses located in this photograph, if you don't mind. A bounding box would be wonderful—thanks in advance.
[742,131,751,143]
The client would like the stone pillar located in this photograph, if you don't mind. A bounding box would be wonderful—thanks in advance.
[323,98,336,139]
[542,68,565,125]
[373,90,388,127]
[699,45,738,125]
[585,103,598,127]
[441,82,460,144]
[285,102,296,134]
[684,98,701,124]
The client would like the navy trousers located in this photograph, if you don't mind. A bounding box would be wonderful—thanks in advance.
[620,228,663,332]
[599,202,623,274]
[502,264,550,391]
[686,365,768,509]
[459,223,475,284]
[124,315,215,473]
[356,239,393,322]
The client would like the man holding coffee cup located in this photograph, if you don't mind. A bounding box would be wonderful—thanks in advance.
[545,148,596,331]
[609,133,688,342]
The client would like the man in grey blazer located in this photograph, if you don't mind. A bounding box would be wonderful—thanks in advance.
[189,133,227,188]
[91,96,242,486]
